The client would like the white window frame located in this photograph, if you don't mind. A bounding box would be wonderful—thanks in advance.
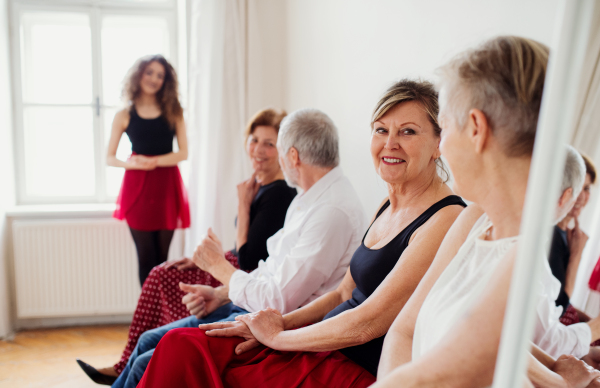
[10,0,179,205]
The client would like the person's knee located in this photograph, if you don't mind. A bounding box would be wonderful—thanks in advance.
[132,351,153,373]
[161,328,200,352]
[137,328,163,352]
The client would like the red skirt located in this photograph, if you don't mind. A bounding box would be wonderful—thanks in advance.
[113,163,190,231]
[138,328,376,388]
[113,251,240,374]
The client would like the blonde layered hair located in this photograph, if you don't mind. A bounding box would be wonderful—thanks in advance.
[437,36,549,157]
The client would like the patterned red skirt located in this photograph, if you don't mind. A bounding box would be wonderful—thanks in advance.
[113,163,190,231]
[113,251,239,373]
[138,328,376,388]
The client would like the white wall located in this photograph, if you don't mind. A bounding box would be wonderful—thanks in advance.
[283,0,560,216]
[247,0,287,117]
[0,0,16,338]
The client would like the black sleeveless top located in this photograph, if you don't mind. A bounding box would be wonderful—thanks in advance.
[126,107,175,156]
[234,180,297,271]
[323,195,466,375]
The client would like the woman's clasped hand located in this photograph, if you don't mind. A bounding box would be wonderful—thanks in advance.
[199,308,285,354]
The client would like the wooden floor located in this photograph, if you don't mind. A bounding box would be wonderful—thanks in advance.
[0,325,128,388]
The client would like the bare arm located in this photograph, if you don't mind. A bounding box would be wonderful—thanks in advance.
[239,204,464,353]
[377,204,485,378]
[106,109,133,168]
[375,245,600,388]
[154,115,188,167]
[565,218,588,297]
[235,173,260,250]
[282,268,356,330]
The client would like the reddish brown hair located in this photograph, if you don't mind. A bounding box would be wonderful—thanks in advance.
[243,108,287,145]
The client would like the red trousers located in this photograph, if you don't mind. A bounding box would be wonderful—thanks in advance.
[138,328,376,388]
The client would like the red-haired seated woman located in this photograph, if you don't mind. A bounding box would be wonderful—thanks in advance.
[77,108,296,385]
[137,79,467,388]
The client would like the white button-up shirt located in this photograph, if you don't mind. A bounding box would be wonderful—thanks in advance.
[228,167,366,314]
[533,259,591,358]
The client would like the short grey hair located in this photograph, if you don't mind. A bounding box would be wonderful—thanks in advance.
[277,108,339,168]
[561,145,586,198]
[437,36,549,157]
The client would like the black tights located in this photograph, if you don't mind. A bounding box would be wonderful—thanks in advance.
[129,228,175,286]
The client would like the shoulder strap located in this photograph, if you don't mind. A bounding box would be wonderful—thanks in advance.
[402,195,467,242]
[375,199,391,220]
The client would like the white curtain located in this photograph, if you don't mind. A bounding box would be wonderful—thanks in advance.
[184,0,247,257]
[568,2,600,315]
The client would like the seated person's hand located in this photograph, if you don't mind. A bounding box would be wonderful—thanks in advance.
[193,228,226,272]
[236,308,284,348]
[179,283,223,319]
[553,354,600,388]
[199,319,259,355]
[164,257,196,271]
[587,378,600,388]
[583,347,600,370]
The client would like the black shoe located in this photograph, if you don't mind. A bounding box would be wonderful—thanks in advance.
[76,359,117,386]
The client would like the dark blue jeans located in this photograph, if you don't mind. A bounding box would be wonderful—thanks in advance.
[112,303,248,388]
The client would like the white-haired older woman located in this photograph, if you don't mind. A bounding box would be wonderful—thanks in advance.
[373,36,600,388]
[136,80,467,388]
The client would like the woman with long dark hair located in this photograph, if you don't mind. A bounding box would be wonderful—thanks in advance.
[108,54,190,286]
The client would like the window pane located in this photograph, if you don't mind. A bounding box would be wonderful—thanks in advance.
[104,108,132,197]
[20,12,92,104]
[23,107,95,197]
[101,15,170,106]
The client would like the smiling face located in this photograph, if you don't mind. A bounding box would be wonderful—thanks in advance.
[139,61,166,96]
[370,100,441,185]
[247,125,281,177]
[567,173,592,219]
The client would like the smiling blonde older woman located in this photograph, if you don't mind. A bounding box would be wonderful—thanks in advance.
[374,36,600,388]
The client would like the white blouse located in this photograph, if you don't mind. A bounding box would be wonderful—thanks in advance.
[413,214,518,359]
[412,213,592,362]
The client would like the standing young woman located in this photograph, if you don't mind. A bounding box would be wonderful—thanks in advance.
[108,55,190,286]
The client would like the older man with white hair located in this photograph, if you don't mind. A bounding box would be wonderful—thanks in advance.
[109,108,366,388]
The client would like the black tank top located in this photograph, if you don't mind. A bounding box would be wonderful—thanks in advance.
[125,107,175,156]
[323,195,466,376]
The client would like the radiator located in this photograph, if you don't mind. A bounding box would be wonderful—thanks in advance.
[12,218,141,319]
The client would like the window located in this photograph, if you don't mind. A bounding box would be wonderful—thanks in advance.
[11,0,182,204]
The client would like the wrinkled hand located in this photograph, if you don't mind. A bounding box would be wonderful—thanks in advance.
[128,155,158,170]
[587,378,600,388]
[179,283,221,319]
[568,218,589,257]
[236,308,284,349]
[164,257,197,271]
[193,228,226,272]
[553,354,600,388]
[237,172,260,211]
[199,319,260,354]
[582,347,600,370]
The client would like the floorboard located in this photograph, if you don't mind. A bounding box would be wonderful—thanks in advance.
[0,325,128,388]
